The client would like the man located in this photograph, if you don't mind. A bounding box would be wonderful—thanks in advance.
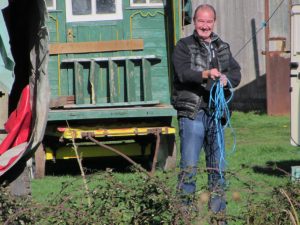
[172,3,241,216]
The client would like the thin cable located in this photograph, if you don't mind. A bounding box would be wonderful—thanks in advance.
[234,0,286,58]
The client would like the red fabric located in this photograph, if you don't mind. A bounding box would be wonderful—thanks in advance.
[0,154,20,170]
[0,85,32,155]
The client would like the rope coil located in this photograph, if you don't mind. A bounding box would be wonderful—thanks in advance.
[209,79,236,178]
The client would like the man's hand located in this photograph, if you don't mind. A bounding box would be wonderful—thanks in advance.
[209,69,228,87]
[220,74,228,87]
[202,69,228,87]
[209,68,221,80]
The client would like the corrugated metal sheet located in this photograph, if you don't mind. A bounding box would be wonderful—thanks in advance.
[293,0,300,5]
[269,0,290,49]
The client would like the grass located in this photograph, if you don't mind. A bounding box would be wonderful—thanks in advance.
[31,111,300,224]
[225,112,299,221]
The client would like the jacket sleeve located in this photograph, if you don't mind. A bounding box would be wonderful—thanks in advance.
[224,56,241,89]
[172,39,204,84]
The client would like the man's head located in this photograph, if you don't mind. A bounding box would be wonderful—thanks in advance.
[193,4,216,42]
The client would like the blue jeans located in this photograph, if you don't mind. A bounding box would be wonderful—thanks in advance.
[177,110,226,212]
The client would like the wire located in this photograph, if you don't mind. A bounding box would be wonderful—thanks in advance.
[233,0,286,58]
[209,79,236,178]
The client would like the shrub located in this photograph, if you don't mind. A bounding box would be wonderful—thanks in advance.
[0,186,35,224]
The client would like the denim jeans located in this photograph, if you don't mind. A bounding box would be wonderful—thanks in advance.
[177,110,226,213]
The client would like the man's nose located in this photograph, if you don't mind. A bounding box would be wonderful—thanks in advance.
[202,23,209,28]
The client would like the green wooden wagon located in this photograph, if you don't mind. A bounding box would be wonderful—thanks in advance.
[34,0,186,177]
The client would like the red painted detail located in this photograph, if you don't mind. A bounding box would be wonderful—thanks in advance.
[0,85,32,155]
[57,127,66,132]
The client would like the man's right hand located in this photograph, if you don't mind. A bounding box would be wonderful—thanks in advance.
[209,68,221,80]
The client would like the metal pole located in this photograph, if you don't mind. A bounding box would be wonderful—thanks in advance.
[265,0,270,114]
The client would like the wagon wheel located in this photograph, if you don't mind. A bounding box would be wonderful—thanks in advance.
[34,143,46,179]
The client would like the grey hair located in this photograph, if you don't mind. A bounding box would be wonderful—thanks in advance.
[193,4,216,21]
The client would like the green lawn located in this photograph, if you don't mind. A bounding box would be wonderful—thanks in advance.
[31,112,300,224]
[225,112,299,220]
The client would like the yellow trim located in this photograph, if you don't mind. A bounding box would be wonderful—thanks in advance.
[46,151,54,160]
[118,65,121,96]
[179,0,183,39]
[58,55,61,96]
[59,127,175,140]
[166,15,172,92]
[129,10,164,39]
[49,15,60,42]
[99,32,102,57]
[45,142,152,160]
[100,63,104,96]
[49,15,61,96]
[91,60,96,104]
[173,1,177,44]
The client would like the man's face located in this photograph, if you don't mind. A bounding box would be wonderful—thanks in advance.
[194,8,215,41]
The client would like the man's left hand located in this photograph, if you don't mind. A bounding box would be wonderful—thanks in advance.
[220,74,228,87]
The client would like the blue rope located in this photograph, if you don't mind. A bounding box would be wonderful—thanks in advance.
[208,79,236,178]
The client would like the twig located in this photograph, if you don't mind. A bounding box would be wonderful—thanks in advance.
[69,128,92,207]
[87,134,151,177]
[283,209,298,225]
[280,188,300,225]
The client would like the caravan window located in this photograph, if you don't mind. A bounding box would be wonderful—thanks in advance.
[131,0,163,7]
[96,0,116,14]
[66,0,123,22]
[72,0,91,15]
[46,0,56,10]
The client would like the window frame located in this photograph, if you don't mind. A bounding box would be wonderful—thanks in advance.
[65,0,123,22]
[130,0,164,7]
[46,0,57,11]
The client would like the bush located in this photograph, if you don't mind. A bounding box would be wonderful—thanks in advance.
[0,186,35,224]
[36,170,190,225]
[241,182,300,225]
[3,171,300,224]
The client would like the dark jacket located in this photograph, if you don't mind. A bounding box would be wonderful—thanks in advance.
[172,31,241,119]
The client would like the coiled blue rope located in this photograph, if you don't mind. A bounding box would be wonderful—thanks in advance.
[208,78,236,178]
